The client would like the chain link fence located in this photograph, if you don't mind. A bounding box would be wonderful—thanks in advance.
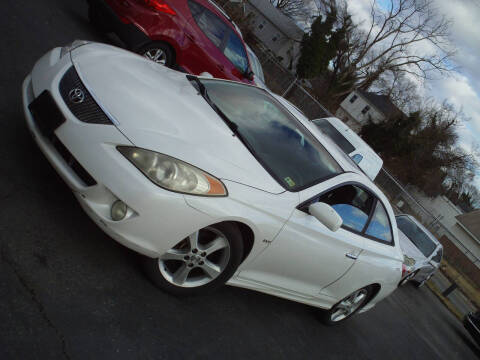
[248,42,332,119]
[375,169,480,268]
[250,42,480,271]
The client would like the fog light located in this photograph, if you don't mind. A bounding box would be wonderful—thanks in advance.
[111,200,127,221]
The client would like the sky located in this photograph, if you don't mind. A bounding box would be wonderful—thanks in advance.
[339,0,480,188]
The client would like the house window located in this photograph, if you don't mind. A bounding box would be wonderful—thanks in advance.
[361,105,370,114]
[349,95,358,103]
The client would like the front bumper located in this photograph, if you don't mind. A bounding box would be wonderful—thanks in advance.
[22,49,212,257]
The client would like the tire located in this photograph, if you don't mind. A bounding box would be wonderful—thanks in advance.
[415,274,431,288]
[136,42,174,67]
[398,270,418,287]
[142,223,244,296]
[88,5,110,33]
[320,286,374,326]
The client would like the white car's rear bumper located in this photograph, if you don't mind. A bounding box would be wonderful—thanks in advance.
[22,56,213,258]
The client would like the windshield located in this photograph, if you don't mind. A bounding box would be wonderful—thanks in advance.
[312,118,355,154]
[396,216,437,257]
[195,79,343,191]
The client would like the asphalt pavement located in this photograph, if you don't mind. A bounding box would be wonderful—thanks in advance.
[1,0,479,359]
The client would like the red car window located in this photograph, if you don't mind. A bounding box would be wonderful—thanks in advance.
[188,0,229,48]
[224,32,248,73]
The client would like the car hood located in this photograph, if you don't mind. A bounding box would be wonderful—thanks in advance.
[398,230,426,265]
[71,43,285,194]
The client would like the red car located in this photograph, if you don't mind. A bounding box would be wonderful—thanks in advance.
[87,0,254,84]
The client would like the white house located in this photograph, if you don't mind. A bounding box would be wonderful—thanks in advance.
[335,89,403,132]
[241,0,304,69]
[454,210,480,263]
[405,190,480,265]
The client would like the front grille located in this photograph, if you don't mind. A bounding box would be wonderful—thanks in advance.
[51,135,97,187]
[29,90,66,138]
[59,66,112,124]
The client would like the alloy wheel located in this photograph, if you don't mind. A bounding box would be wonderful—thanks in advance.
[144,48,168,65]
[158,227,231,288]
[417,274,431,288]
[330,288,368,322]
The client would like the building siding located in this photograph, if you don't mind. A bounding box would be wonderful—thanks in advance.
[243,3,302,69]
[336,90,386,133]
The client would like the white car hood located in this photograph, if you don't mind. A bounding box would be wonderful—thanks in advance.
[71,44,284,194]
[398,230,426,264]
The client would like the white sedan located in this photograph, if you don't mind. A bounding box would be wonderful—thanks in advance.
[397,214,443,287]
[22,41,403,324]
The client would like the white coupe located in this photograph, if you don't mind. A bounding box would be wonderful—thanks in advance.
[22,41,403,324]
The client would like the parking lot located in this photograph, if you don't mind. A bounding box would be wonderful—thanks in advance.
[1,0,479,358]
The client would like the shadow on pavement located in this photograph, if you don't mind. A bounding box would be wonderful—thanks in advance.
[453,327,480,358]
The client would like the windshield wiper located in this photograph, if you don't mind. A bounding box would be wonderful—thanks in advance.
[187,75,238,133]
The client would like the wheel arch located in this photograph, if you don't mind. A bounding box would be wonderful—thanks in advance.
[137,37,178,64]
[366,283,381,304]
[217,221,255,264]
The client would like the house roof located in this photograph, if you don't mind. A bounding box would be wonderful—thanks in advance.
[247,0,304,41]
[456,210,480,242]
[357,89,403,119]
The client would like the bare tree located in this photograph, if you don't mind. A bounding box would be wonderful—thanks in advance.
[270,0,310,20]
[311,0,455,104]
[376,71,421,114]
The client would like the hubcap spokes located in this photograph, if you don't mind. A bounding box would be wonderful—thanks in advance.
[331,289,368,322]
[144,48,167,65]
[159,227,230,288]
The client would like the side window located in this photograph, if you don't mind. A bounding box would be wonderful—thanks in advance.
[349,95,357,103]
[318,184,374,232]
[224,32,249,73]
[365,201,393,243]
[188,0,203,18]
[351,154,363,164]
[431,248,442,263]
[312,118,356,154]
[190,1,229,48]
[361,105,370,114]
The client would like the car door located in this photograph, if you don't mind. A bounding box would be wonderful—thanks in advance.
[321,195,399,301]
[243,177,376,298]
[182,0,229,77]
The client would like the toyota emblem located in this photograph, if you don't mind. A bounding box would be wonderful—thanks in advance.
[68,88,85,104]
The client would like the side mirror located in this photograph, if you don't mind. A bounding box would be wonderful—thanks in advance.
[308,202,343,232]
[199,72,213,78]
[245,70,254,81]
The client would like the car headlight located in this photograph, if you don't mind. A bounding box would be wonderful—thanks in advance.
[118,147,227,196]
[403,255,416,267]
[60,40,91,58]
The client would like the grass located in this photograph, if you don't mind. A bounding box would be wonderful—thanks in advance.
[439,259,480,309]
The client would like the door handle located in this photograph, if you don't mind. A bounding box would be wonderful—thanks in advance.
[217,64,225,71]
[185,32,195,41]
[122,0,130,7]
[345,252,358,260]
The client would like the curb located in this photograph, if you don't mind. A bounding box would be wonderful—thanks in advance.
[426,280,463,321]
